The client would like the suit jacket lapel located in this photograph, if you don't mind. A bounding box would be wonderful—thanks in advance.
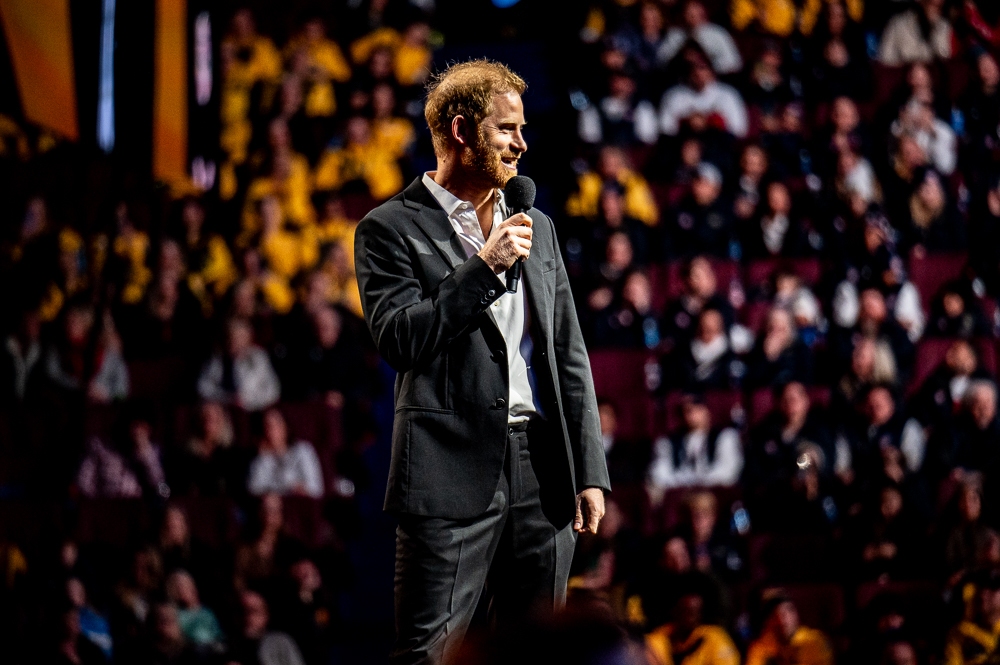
[521,236,552,348]
[401,177,466,271]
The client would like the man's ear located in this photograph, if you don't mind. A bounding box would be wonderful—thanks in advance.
[451,115,472,147]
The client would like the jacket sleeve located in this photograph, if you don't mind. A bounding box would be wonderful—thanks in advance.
[354,212,505,372]
[547,214,611,492]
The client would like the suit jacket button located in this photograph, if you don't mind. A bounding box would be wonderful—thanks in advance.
[493,398,506,409]
[493,349,505,362]
[487,289,496,297]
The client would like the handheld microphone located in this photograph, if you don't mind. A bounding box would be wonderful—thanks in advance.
[503,175,536,294]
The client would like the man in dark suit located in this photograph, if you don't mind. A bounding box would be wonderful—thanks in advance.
[354,60,611,664]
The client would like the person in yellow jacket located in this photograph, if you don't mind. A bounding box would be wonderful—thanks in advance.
[257,196,319,281]
[284,17,352,118]
[646,591,740,665]
[732,0,864,37]
[945,571,1000,665]
[566,146,659,226]
[370,83,415,159]
[178,198,238,315]
[314,116,403,201]
[746,592,833,665]
[222,8,282,85]
[394,22,433,86]
[110,203,153,306]
[799,0,864,36]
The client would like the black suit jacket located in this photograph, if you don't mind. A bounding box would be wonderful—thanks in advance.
[355,178,610,520]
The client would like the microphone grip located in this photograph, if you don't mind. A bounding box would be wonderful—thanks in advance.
[505,258,522,293]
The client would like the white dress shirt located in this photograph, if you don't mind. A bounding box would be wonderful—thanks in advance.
[659,80,748,138]
[647,427,743,490]
[422,172,540,423]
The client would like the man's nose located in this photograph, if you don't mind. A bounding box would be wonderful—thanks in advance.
[512,130,527,154]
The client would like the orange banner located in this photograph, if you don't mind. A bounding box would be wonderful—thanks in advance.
[153,0,187,182]
[0,0,78,139]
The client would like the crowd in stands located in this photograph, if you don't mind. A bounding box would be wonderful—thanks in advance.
[2,0,1000,663]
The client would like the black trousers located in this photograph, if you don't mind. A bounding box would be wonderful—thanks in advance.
[390,420,577,665]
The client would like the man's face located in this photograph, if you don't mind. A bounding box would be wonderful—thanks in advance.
[463,91,527,189]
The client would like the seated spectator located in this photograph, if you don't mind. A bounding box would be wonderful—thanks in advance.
[668,162,736,259]
[658,1,743,76]
[835,336,899,416]
[761,104,814,181]
[156,505,223,606]
[926,281,991,339]
[565,146,659,226]
[288,305,366,403]
[282,16,352,119]
[140,601,202,664]
[661,256,739,351]
[228,590,307,665]
[944,570,1000,665]
[732,143,771,224]
[248,408,324,498]
[197,317,280,412]
[806,0,871,102]
[946,381,1000,476]
[730,0,798,37]
[647,394,743,493]
[745,307,814,388]
[846,482,922,580]
[577,68,658,147]
[746,591,834,665]
[114,546,164,648]
[164,570,225,654]
[314,115,403,201]
[659,47,749,139]
[830,288,918,380]
[222,8,282,85]
[171,402,245,497]
[745,382,837,513]
[877,0,952,66]
[942,475,993,583]
[772,269,824,337]
[673,308,741,390]
[174,197,238,313]
[242,119,316,235]
[66,577,113,661]
[234,493,303,593]
[678,491,746,581]
[959,51,1000,184]
[844,385,928,487]
[744,41,794,121]
[645,585,740,665]
[911,340,991,430]
[272,557,336,665]
[592,271,661,349]
[741,182,816,259]
[76,415,167,499]
[45,304,129,403]
[816,97,870,180]
[589,182,651,268]
[891,105,957,177]
[587,232,636,317]
[370,83,415,159]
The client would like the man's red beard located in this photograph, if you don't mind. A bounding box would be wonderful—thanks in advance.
[462,129,519,188]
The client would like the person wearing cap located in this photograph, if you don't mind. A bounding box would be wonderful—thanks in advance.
[746,592,833,665]
[944,570,1000,665]
[668,162,736,259]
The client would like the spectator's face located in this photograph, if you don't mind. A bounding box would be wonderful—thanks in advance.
[261,493,283,531]
[372,85,395,117]
[66,578,86,608]
[166,572,199,608]
[683,1,707,27]
[883,642,918,665]
[688,259,716,297]
[946,342,976,376]
[697,310,724,343]
[880,487,903,520]
[640,3,664,34]
[241,591,270,638]
[268,119,290,150]
[979,53,1000,89]
[162,507,189,546]
[898,136,927,171]
[781,383,810,421]
[263,409,288,450]
[692,175,720,206]
[970,386,997,428]
[623,273,652,313]
[346,117,371,147]
[606,233,633,270]
[827,2,846,33]
[182,200,205,230]
[599,188,624,225]
[260,196,282,232]
[688,59,714,90]
[152,606,181,649]
[598,403,617,437]
[66,308,94,345]
[303,19,324,41]
[960,486,982,522]
[772,602,800,641]
[227,321,253,357]
[942,292,965,318]
[609,74,636,100]
[598,147,626,180]
[766,309,794,344]
[369,48,394,79]
[977,587,1000,622]
[159,239,184,276]
[314,308,342,349]
[907,63,932,91]
[852,339,877,378]
[689,502,716,542]
[741,146,767,179]
[464,91,526,189]
[859,290,887,324]
[233,281,256,318]
[831,97,859,131]
[682,401,711,431]
[674,594,704,633]
[867,388,895,426]
[291,559,322,593]
[200,403,227,443]
[916,172,945,210]
[663,537,691,572]
[681,139,702,167]
[767,182,791,215]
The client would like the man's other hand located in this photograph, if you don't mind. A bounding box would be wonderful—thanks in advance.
[574,487,605,534]
[478,213,532,273]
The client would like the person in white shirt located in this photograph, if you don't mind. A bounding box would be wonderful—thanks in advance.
[248,407,324,498]
[197,318,280,412]
[890,101,957,175]
[658,0,743,75]
[647,394,744,497]
[660,47,748,138]
[578,70,659,146]
[877,0,952,66]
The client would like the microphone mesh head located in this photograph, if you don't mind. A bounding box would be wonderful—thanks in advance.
[504,176,536,212]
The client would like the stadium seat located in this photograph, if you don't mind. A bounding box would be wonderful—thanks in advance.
[663,390,745,432]
[748,533,835,584]
[780,583,846,635]
[590,349,658,439]
[745,258,824,290]
[282,496,333,549]
[909,337,998,396]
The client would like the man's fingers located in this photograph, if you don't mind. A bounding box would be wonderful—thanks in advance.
[587,508,601,534]
[573,496,584,532]
[500,212,532,228]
